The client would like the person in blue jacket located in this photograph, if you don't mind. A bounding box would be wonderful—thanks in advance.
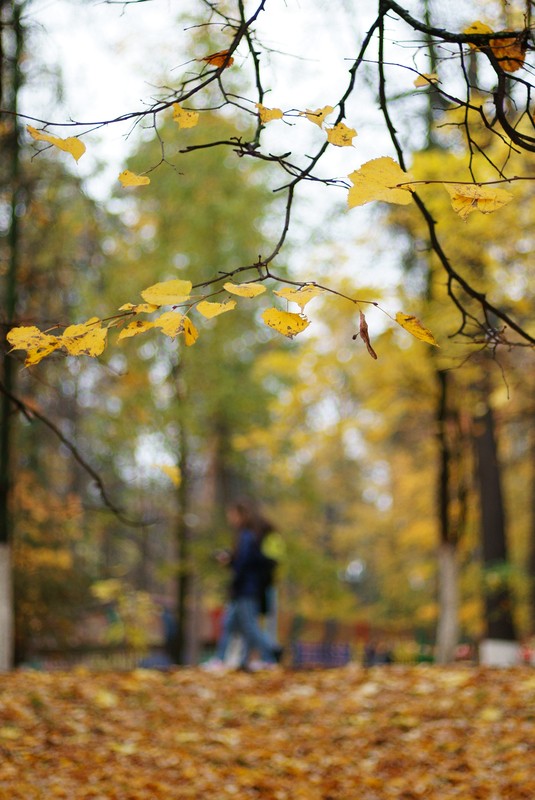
[205,499,279,671]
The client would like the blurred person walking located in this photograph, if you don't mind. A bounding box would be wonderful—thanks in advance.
[204,499,280,672]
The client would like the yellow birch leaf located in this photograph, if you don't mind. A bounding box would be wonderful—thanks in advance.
[153,312,198,345]
[7,325,54,351]
[156,464,182,487]
[62,319,108,357]
[443,183,513,220]
[153,311,185,338]
[117,320,155,341]
[182,316,199,346]
[7,326,61,366]
[24,341,60,366]
[118,170,151,187]
[140,279,192,306]
[348,157,414,208]
[118,302,159,313]
[223,282,266,298]
[262,307,310,338]
[256,103,284,124]
[27,125,86,162]
[395,312,438,346]
[302,105,334,127]
[274,285,324,311]
[196,299,237,318]
[172,103,200,129]
[464,21,494,49]
[414,73,439,87]
[326,122,357,147]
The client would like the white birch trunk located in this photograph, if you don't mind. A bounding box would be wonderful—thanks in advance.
[0,544,13,671]
[435,541,459,664]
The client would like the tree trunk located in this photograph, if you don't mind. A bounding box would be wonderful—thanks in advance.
[474,406,517,642]
[528,417,535,635]
[434,370,460,663]
[0,0,24,672]
[170,363,193,666]
[435,541,459,664]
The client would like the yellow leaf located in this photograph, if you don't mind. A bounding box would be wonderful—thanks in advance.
[62,320,108,357]
[256,103,284,124]
[182,316,199,346]
[414,73,439,87]
[7,325,54,351]
[302,105,334,128]
[326,122,357,147]
[153,311,186,338]
[464,20,494,49]
[153,312,198,345]
[443,183,513,220]
[262,307,310,339]
[156,464,182,487]
[140,279,192,306]
[27,125,86,162]
[201,49,234,68]
[223,282,266,298]
[6,325,61,366]
[118,170,151,187]
[348,157,414,208]
[118,320,155,341]
[118,302,159,313]
[395,312,438,346]
[196,299,237,318]
[172,103,200,129]
[274,285,324,311]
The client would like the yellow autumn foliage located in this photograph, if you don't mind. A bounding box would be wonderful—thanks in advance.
[27,125,86,162]
[443,183,513,220]
[348,157,415,208]
[140,279,192,306]
[262,307,310,338]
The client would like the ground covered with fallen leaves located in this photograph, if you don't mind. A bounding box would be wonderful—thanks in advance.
[0,665,534,799]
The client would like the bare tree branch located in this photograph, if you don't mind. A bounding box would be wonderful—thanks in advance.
[0,380,156,527]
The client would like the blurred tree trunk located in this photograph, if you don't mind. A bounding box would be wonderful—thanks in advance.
[0,0,24,672]
[528,418,535,635]
[170,361,193,666]
[421,5,462,663]
[474,405,517,642]
[435,371,459,663]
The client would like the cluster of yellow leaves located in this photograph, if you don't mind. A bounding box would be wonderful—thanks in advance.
[7,275,438,366]
[25,38,523,364]
[255,102,358,148]
[347,155,514,221]
[0,666,533,799]
[7,317,108,367]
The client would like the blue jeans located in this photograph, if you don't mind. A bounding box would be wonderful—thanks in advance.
[216,597,276,664]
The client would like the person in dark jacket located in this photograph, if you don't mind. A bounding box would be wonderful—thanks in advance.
[204,500,279,671]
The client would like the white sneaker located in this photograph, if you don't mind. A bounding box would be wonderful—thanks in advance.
[248,660,279,672]
[201,658,228,672]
